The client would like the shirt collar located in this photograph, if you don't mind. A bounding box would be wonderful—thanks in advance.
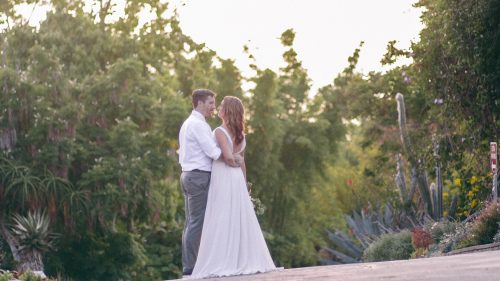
[191,110,206,122]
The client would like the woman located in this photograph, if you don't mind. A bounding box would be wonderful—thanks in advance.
[190,96,277,279]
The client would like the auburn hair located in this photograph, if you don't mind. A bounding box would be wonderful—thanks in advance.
[221,96,245,145]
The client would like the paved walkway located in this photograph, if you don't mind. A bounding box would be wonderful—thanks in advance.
[172,250,500,281]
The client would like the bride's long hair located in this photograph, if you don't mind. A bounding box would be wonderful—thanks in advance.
[221,96,245,145]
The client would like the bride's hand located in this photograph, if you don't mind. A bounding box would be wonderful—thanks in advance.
[233,154,243,166]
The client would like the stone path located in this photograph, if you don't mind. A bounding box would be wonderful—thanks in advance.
[171,250,500,281]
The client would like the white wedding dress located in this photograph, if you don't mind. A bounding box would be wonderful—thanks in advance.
[189,127,277,279]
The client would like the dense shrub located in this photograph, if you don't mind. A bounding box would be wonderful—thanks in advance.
[363,230,413,262]
[494,225,500,243]
[468,201,500,245]
[411,228,433,249]
[426,220,457,244]
[44,231,144,281]
[438,201,500,253]
[19,270,43,281]
[0,271,14,281]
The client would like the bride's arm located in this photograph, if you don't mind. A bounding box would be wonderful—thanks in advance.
[214,129,239,167]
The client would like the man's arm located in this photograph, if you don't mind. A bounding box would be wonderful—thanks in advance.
[193,122,222,160]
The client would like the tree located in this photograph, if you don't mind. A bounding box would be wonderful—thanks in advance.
[245,29,346,267]
[0,1,242,278]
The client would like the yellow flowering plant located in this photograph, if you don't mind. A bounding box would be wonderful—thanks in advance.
[451,174,491,219]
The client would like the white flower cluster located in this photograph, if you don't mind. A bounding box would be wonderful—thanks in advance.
[247,182,266,216]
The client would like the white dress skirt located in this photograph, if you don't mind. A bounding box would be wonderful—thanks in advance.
[189,127,277,279]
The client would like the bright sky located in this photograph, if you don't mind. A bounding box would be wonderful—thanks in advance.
[175,0,424,91]
[11,0,424,92]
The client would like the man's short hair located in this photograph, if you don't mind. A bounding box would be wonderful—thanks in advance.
[192,89,216,108]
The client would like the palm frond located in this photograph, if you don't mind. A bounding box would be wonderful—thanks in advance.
[5,167,44,210]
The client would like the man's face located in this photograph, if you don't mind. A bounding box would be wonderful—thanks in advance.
[198,96,216,118]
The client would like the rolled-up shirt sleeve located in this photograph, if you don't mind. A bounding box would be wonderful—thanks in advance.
[193,122,221,160]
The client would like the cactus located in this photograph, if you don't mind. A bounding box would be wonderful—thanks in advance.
[395,153,408,204]
[448,195,458,218]
[326,93,454,264]
[395,93,434,218]
[432,134,443,219]
[408,167,418,206]
[430,182,438,219]
[396,93,409,148]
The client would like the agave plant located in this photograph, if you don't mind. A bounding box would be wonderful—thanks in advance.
[322,203,400,264]
[10,210,58,272]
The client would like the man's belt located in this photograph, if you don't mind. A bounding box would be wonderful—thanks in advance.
[190,169,210,173]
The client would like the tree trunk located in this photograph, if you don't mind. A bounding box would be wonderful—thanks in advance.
[18,251,44,272]
[0,218,45,272]
[0,218,21,262]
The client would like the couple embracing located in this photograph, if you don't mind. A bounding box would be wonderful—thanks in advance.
[178,89,278,279]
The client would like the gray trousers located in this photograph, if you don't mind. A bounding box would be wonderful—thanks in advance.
[180,170,211,273]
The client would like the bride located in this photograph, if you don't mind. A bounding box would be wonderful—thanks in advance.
[189,96,277,279]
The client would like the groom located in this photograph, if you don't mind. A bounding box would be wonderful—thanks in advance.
[178,89,241,276]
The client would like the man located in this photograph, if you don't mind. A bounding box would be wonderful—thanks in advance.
[178,89,240,276]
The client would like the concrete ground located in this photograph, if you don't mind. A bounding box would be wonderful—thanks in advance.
[172,250,500,281]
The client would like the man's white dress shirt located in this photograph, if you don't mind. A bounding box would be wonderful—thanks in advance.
[178,110,221,172]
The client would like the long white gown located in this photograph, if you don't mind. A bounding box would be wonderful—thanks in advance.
[189,127,277,279]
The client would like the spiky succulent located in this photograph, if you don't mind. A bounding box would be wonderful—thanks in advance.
[10,210,58,254]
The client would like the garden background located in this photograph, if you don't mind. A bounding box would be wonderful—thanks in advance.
[0,0,499,280]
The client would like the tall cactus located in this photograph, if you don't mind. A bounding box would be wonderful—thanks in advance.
[448,195,458,218]
[396,93,434,218]
[395,153,408,204]
[430,182,439,219]
[432,134,443,219]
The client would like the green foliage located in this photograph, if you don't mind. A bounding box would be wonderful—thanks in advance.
[2,0,498,275]
[494,227,500,243]
[410,247,428,259]
[327,0,500,229]
[214,59,244,102]
[446,173,491,219]
[324,204,398,264]
[44,231,144,281]
[413,0,500,145]
[436,202,500,253]
[0,0,209,276]
[19,270,42,281]
[411,0,499,218]
[437,221,474,253]
[248,183,266,216]
[245,29,346,267]
[425,220,457,244]
[468,201,500,245]
[328,129,398,215]
[129,222,183,280]
[321,46,410,220]
[0,271,14,281]
[363,230,414,262]
[0,237,14,270]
